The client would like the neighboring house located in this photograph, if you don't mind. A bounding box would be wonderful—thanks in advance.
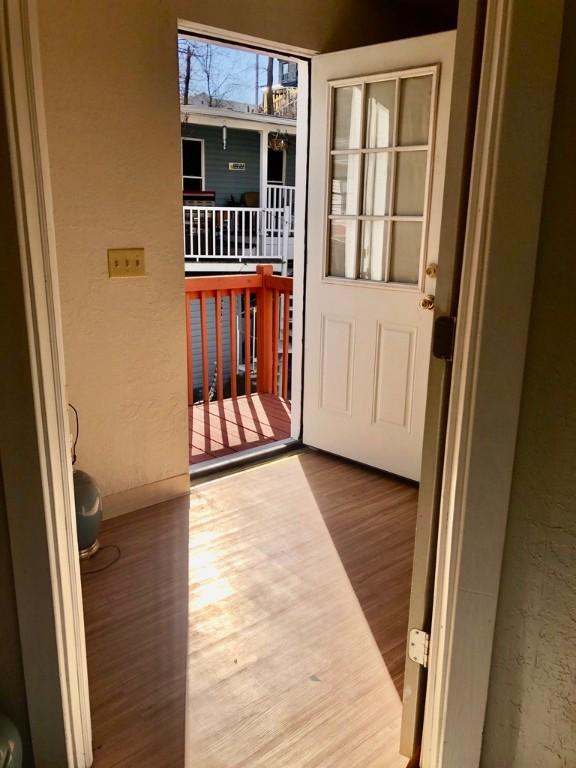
[181,110,298,398]
[181,107,297,275]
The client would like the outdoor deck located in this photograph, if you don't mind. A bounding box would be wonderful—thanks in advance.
[189,393,291,464]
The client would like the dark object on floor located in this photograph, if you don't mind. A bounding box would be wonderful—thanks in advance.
[73,469,102,558]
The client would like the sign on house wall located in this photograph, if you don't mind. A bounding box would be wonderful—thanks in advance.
[228,162,246,171]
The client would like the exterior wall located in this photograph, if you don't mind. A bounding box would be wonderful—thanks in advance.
[182,124,261,205]
[189,297,233,397]
[181,123,296,204]
[481,3,576,765]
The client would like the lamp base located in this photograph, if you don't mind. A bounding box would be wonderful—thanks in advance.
[79,539,100,560]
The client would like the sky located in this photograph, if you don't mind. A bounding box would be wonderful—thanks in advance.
[178,35,288,107]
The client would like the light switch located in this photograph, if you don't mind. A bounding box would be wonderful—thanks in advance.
[108,248,146,277]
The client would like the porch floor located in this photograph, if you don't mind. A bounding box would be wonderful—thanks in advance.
[189,393,291,464]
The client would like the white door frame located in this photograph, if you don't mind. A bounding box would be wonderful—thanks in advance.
[422,0,563,765]
[0,1,562,767]
[0,0,92,765]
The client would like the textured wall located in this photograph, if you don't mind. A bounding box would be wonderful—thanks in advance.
[173,0,457,53]
[38,1,190,497]
[481,3,576,765]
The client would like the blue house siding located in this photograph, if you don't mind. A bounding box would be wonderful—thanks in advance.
[189,295,232,399]
[182,124,261,206]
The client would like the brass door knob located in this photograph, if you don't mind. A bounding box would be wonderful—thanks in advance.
[420,294,435,310]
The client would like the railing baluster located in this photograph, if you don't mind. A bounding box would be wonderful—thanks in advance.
[244,288,251,395]
[219,211,224,258]
[282,291,290,400]
[215,290,223,401]
[227,210,230,258]
[200,292,209,402]
[229,289,237,398]
[204,209,209,258]
[241,210,246,259]
[185,291,193,405]
[272,289,279,395]
[249,209,253,256]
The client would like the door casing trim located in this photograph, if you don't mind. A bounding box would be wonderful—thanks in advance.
[422,0,563,766]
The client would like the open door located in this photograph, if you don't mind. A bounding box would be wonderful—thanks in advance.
[303,33,455,482]
[303,31,456,758]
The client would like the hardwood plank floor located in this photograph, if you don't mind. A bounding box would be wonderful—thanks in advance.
[82,451,417,767]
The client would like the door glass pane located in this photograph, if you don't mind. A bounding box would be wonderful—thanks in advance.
[329,220,357,278]
[360,220,388,281]
[331,154,360,215]
[399,75,433,146]
[363,153,391,216]
[365,80,395,148]
[394,151,427,216]
[333,85,362,150]
[390,221,422,283]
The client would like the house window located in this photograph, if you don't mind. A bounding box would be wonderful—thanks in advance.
[267,147,285,185]
[182,138,204,192]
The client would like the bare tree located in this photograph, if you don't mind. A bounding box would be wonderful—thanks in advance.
[264,56,274,114]
[182,43,192,105]
[178,40,246,108]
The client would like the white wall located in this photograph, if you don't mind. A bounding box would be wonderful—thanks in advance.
[481,1,576,764]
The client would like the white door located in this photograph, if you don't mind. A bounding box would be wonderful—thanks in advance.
[303,33,455,481]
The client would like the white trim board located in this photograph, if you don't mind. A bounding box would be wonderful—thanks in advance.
[0,0,92,764]
[181,106,297,133]
[177,19,317,60]
[421,0,564,766]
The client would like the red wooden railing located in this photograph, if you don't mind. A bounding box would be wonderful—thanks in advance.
[185,264,293,406]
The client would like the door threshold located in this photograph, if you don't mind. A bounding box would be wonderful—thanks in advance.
[189,438,302,483]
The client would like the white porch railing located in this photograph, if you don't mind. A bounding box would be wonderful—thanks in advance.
[184,205,292,271]
[266,184,295,234]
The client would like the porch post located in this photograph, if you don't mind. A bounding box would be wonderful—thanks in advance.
[260,130,269,209]
[255,264,274,393]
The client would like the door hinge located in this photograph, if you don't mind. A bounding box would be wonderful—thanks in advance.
[409,628,430,668]
[432,315,457,361]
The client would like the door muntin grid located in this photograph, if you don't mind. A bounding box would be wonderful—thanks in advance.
[325,67,438,288]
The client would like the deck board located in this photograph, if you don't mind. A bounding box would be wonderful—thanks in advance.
[189,393,291,464]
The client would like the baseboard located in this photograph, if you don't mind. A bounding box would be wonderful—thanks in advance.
[102,473,190,520]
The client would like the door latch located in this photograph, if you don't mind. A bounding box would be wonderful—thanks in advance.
[433,315,457,361]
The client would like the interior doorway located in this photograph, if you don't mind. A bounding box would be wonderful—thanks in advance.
[178,33,309,472]
[81,26,457,766]
[84,24,454,768]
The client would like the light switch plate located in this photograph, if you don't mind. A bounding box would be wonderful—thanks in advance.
[108,248,146,277]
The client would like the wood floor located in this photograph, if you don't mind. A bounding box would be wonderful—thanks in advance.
[189,394,291,464]
[82,451,417,767]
